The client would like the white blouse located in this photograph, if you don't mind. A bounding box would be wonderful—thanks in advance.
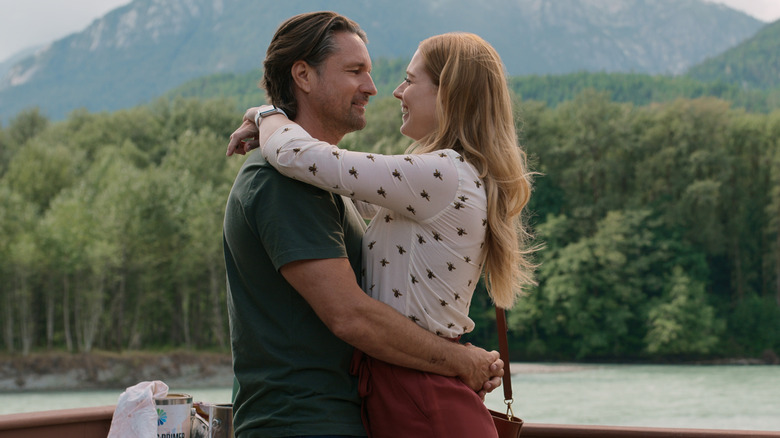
[262,124,488,338]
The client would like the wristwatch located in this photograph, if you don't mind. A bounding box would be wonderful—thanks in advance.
[254,105,288,127]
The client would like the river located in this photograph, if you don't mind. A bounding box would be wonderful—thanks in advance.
[1,363,778,431]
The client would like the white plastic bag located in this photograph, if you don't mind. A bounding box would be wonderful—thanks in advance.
[107,380,169,438]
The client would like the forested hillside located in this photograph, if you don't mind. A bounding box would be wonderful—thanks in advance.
[687,19,780,90]
[166,64,780,113]
[1,93,778,361]
[510,72,780,112]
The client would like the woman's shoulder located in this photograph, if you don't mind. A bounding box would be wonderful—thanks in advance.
[418,148,461,159]
[419,148,481,179]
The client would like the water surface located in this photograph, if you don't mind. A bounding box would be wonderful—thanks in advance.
[484,364,780,431]
[2,364,778,431]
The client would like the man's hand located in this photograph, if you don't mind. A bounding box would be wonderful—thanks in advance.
[457,344,504,395]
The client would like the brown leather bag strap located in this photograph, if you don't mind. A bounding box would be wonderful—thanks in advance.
[495,306,513,402]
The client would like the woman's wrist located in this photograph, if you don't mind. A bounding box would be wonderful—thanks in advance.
[254,105,288,128]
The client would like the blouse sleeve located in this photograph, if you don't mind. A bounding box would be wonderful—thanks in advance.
[351,199,381,220]
[261,124,460,222]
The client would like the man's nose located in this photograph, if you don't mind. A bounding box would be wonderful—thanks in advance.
[363,75,378,96]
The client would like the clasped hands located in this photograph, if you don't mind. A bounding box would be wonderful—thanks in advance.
[463,343,504,400]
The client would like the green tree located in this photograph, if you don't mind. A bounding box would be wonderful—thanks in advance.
[0,186,39,354]
[524,211,664,358]
[40,183,98,352]
[9,230,42,355]
[527,91,637,234]
[720,112,774,301]
[2,138,81,212]
[728,294,780,356]
[517,99,568,221]
[768,111,780,308]
[0,125,8,176]
[645,266,723,356]
[71,146,144,352]
[4,107,48,153]
[159,129,234,348]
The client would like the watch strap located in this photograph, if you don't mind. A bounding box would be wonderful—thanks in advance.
[254,105,288,127]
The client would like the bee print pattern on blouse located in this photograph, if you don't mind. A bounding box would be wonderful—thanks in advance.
[262,126,488,337]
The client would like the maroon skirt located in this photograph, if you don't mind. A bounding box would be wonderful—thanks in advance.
[350,349,499,438]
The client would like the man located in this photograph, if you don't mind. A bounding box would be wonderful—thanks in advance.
[224,12,502,437]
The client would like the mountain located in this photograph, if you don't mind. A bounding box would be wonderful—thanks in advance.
[686,19,780,90]
[0,45,43,81]
[0,0,764,123]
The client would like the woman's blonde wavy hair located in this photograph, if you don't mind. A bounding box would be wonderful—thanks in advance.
[410,32,536,309]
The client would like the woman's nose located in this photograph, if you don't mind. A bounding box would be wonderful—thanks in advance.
[393,82,405,99]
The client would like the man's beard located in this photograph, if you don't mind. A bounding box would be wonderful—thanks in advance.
[326,106,366,136]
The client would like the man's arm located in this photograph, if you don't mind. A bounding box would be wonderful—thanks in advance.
[280,257,503,393]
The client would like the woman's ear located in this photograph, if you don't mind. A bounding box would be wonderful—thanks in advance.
[291,60,313,94]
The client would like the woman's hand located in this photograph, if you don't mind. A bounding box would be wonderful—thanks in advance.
[226,106,293,156]
[457,343,504,397]
[226,106,264,156]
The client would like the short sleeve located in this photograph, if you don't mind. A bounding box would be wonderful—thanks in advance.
[249,168,351,270]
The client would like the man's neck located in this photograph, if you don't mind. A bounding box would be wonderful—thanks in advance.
[293,107,344,145]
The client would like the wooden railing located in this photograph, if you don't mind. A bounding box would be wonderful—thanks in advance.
[520,423,780,437]
[0,406,114,438]
[0,406,778,438]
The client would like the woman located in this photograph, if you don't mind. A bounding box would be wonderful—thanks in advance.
[236,32,534,437]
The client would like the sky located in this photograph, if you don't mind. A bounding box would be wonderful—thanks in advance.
[0,0,779,63]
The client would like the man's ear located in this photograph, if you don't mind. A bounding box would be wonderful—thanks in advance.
[291,60,314,94]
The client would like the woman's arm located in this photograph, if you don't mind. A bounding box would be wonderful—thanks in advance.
[261,122,462,222]
[351,199,381,220]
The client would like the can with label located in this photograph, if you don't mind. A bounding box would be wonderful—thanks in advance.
[155,393,193,438]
